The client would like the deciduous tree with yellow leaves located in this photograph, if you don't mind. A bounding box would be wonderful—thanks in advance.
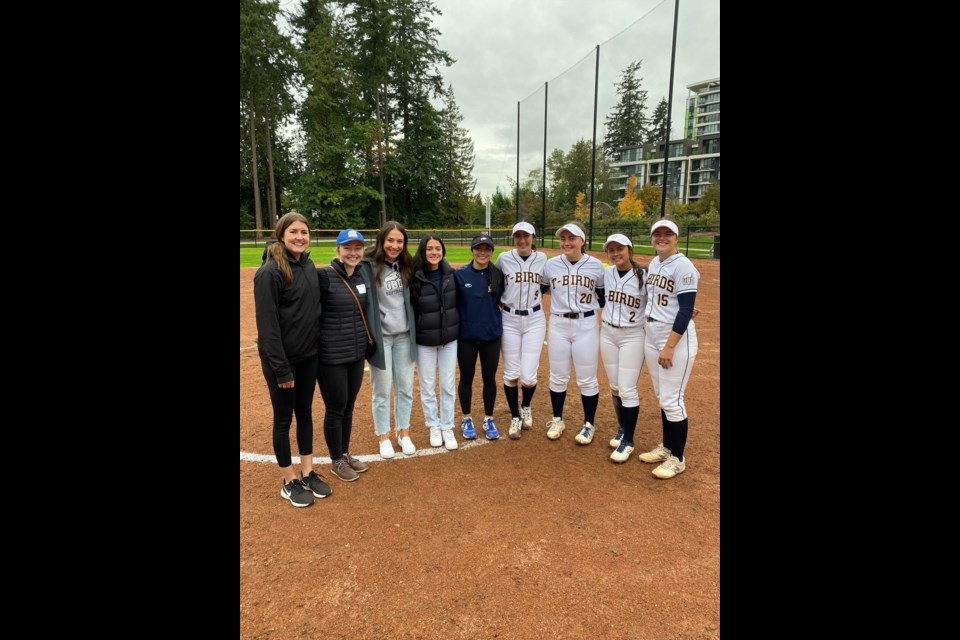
[618,175,646,219]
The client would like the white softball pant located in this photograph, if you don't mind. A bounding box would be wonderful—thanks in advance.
[548,315,600,396]
[501,310,546,387]
[600,323,646,408]
[644,319,698,422]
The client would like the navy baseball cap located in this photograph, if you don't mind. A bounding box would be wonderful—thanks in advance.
[336,228,365,245]
[471,235,495,249]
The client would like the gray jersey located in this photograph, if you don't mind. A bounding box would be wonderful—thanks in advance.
[496,250,547,310]
[544,254,604,314]
[602,264,647,327]
[644,253,699,323]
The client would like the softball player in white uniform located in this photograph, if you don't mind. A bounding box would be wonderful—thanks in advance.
[599,234,648,463]
[497,221,548,439]
[640,219,699,479]
[543,222,605,442]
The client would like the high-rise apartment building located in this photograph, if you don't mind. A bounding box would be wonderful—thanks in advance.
[608,77,719,204]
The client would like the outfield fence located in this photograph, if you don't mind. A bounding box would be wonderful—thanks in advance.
[240,224,719,258]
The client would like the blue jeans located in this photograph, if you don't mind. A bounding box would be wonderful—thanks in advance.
[418,341,458,430]
[370,332,415,436]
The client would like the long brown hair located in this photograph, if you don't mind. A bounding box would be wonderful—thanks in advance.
[364,221,413,286]
[268,212,310,284]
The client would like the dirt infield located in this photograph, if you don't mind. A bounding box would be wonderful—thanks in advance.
[240,252,720,639]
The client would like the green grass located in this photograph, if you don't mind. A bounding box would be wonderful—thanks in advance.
[240,246,510,268]
[241,236,717,267]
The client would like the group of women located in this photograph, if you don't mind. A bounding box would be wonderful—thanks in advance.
[254,215,699,508]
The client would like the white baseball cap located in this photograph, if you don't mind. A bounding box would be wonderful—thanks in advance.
[512,221,536,236]
[650,219,679,236]
[603,233,633,250]
[555,223,585,241]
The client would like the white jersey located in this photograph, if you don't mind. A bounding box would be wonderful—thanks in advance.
[644,252,699,324]
[602,264,647,328]
[496,250,547,310]
[544,254,604,315]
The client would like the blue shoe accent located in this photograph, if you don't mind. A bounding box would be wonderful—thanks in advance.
[461,417,477,439]
[483,417,500,440]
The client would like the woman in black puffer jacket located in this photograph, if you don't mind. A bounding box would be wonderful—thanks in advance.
[317,229,378,483]
[409,234,460,451]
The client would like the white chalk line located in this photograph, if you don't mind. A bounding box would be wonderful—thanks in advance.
[240,436,491,465]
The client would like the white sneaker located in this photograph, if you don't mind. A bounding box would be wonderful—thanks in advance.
[652,455,686,479]
[574,422,595,445]
[379,439,395,459]
[637,443,671,464]
[398,435,416,456]
[429,427,442,447]
[546,417,565,440]
[441,429,458,450]
[508,417,522,439]
[610,441,634,463]
[609,428,624,449]
[520,406,533,430]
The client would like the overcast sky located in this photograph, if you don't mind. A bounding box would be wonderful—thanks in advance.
[276,0,720,200]
[431,0,720,199]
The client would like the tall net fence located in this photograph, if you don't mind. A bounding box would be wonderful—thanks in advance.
[511,0,720,246]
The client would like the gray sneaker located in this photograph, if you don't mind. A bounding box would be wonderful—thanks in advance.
[652,455,686,479]
[344,452,368,473]
[280,478,314,507]
[330,456,359,482]
[637,443,671,464]
[301,471,332,498]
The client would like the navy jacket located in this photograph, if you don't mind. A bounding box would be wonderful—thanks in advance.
[455,263,504,341]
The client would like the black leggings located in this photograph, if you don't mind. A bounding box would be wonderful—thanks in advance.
[260,355,318,468]
[457,338,501,415]
[317,358,365,460]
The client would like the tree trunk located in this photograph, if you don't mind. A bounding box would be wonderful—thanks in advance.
[249,103,263,242]
[265,110,277,224]
[375,91,387,227]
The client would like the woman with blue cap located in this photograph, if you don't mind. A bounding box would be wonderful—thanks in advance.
[317,229,378,483]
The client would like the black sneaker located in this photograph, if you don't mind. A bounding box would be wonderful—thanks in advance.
[301,470,332,498]
[280,478,314,507]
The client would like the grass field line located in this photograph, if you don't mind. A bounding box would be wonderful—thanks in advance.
[240,436,491,465]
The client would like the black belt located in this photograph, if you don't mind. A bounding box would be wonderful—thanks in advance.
[647,317,665,322]
[503,304,541,316]
[556,310,595,319]
[604,321,626,329]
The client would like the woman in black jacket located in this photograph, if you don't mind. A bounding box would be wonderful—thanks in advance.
[254,212,330,508]
[317,229,376,483]
[410,234,460,451]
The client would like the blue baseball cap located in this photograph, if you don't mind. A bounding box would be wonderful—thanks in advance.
[336,228,365,245]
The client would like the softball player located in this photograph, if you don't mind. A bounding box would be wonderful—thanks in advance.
[497,221,548,439]
[599,234,647,463]
[543,221,605,442]
[640,219,699,479]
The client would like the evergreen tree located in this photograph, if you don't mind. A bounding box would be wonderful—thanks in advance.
[603,61,648,157]
[240,0,299,232]
[648,97,669,144]
[437,85,477,225]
